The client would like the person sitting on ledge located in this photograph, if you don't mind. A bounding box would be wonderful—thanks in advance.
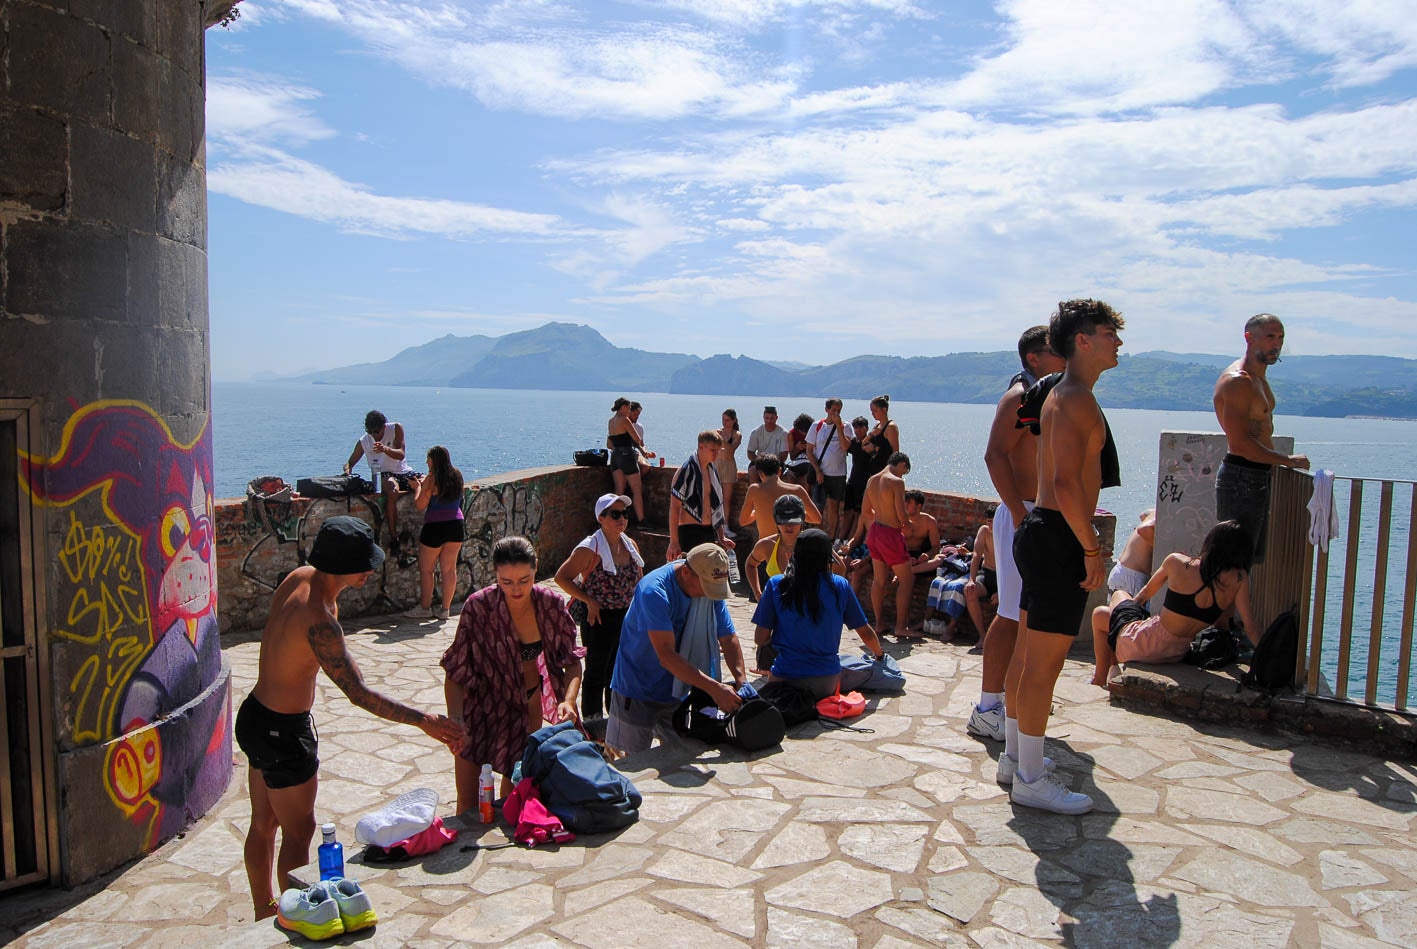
[753,529,884,699]
[1108,508,1156,601]
[344,409,419,556]
[1090,519,1257,687]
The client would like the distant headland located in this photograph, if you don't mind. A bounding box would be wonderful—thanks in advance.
[273,322,1417,419]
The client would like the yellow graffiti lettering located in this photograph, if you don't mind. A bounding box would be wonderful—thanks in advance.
[68,655,101,745]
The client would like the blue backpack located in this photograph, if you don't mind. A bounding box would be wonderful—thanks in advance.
[521,722,641,834]
[838,652,906,693]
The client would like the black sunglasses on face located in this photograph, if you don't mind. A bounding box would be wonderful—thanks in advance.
[601,509,628,520]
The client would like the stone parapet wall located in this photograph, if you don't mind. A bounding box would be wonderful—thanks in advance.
[217,463,1116,636]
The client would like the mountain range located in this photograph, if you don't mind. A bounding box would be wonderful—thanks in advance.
[286,322,1417,418]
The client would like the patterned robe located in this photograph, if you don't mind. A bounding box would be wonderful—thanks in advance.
[441,584,581,775]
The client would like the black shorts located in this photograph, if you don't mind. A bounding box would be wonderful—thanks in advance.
[1014,507,1088,636]
[1107,598,1150,649]
[385,471,422,491]
[235,695,319,789]
[677,523,718,553]
[420,518,465,548]
[821,475,847,502]
[980,567,998,600]
[610,447,640,475]
[844,478,868,512]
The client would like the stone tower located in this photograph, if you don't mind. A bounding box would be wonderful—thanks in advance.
[0,0,234,886]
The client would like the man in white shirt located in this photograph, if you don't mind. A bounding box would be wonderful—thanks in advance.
[745,405,789,484]
[805,398,851,538]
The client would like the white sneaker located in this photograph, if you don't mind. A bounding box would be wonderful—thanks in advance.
[403,605,433,619]
[1010,771,1093,815]
[923,618,944,636]
[433,605,449,621]
[995,753,1056,786]
[966,703,1005,741]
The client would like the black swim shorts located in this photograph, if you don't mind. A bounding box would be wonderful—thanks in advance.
[821,475,847,502]
[1014,507,1088,636]
[419,518,465,548]
[1106,598,1150,649]
[610,447,641,475]
[235,694,320,789]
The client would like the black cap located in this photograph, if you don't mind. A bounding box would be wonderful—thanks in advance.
[773,494,806,524]
[308,516,386,574]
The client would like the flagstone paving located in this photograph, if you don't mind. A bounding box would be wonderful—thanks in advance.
[7,591,1417,947]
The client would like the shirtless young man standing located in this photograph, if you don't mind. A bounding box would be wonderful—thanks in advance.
[1213,314,1309,562]
[966,327,1066,742]
[1003,300,1123,815]
[236,517,464,919]
[854,452,917,637]
[738,455,821,542]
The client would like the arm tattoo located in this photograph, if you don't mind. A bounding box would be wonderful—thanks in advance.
[307,620,425,727]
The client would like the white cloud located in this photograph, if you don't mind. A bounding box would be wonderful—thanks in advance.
[209,146,569,238]
[207,75,335,146]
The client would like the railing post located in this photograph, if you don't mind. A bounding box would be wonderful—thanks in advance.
[1335,481,1365,701]
[1397,483,1417,710]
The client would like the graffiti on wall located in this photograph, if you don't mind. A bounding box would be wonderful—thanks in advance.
[462,481,544,591]
[20,400,227,845]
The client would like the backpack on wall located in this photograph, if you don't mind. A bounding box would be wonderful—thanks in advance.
[297,473,375,499]
[1241,608,1299,692]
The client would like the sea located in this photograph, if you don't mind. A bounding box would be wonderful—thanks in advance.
[214,382,1417,703]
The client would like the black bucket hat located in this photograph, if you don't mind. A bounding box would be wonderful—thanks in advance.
[308,516,385,574]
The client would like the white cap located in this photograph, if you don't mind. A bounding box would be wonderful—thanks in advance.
[595,493,633,518]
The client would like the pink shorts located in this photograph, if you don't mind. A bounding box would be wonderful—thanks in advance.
[867,522,911,567]
[1114,615,1192,665]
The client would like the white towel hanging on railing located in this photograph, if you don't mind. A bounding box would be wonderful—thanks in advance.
[1307,468,1339,553]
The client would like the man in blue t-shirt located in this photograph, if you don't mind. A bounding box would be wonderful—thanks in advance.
[607,544,745,756]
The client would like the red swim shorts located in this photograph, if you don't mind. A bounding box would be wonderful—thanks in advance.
[867,522,911,567]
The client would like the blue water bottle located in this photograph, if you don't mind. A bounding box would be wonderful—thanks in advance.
[318,822,344,881]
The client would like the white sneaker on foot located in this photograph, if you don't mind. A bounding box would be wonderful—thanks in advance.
[966,703,1005,741]
[403,605,433,619]
[433,604,449,621]
[1010,771,1093,814]
[995,753,1056,786]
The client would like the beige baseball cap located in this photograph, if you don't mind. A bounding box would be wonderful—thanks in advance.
[685,543,731,600]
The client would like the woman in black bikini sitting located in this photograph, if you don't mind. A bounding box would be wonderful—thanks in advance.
[442,536,583,806]
[1090,520,1257,686]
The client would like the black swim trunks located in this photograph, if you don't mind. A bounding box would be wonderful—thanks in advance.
[1014,507,1088,636]
[235,694,319,789]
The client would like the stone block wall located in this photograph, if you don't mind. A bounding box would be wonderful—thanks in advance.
[1,0,226,886]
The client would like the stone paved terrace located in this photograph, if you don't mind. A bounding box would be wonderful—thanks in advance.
[7,592,1417,948]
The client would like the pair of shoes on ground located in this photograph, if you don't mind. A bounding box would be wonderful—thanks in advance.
[276,876,378,940]
[922,618,954,639]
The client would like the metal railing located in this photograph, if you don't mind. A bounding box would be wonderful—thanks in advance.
[1269,467,1417,710]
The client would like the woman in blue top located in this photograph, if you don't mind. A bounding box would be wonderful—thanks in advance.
[407,445,465,620]
[752,529,885,698]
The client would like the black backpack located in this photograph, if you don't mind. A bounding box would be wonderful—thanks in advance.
[673,688,786,751]
[1183,625,1238,671]
[757,680,820,728]
[1241,608,1299,691]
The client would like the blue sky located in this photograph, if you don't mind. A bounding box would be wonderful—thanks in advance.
[206,1,1417,381]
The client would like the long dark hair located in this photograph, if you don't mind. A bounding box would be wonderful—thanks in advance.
[723,408,739,432]
[426,445,463,502]
[1199,519,1253,587]
[779,529,833,623]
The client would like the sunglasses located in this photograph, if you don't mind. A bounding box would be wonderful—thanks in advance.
[601,508,628,520]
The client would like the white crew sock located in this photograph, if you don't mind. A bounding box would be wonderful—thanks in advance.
[1018,731,1046,784]
[1004,716,1019,760]
[979,691,1003,712]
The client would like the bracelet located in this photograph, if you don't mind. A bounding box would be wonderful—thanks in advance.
[1082,546,1101,557]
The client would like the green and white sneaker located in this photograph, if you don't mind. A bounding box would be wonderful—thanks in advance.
[276,884,344,940]
[326,876,379,933]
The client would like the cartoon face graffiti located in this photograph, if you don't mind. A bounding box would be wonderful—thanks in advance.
[157,469,215,643]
